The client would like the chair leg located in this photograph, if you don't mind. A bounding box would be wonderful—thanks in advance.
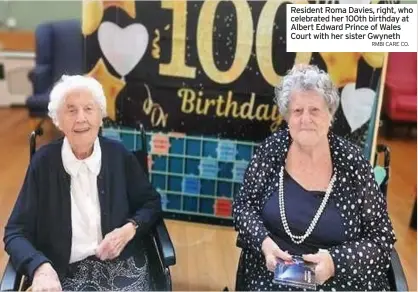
[19,276,29,291]
[408,124,416,138]
[384,118,394,139]
[410,198,417,230]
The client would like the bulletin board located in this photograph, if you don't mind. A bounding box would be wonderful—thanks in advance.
[82,0,390,225]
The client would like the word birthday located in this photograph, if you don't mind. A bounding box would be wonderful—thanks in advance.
[177,88,282,131]
[287,4,417,53]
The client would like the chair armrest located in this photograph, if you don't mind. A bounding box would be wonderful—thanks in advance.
[152,218,176,267]
[28,68,35,83]
[28,64,52,94]
[0,258,22,291]
[388,249,408,292]
[410,197,417,230]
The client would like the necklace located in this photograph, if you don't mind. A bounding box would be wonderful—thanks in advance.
[278,166,337,244]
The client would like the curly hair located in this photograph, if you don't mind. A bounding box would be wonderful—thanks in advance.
[274,64,340,120]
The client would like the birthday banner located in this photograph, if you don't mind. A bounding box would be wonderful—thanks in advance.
[82,0,391,148]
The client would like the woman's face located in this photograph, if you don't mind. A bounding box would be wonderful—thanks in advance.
[57,88,102,152]
[287,90,332,148]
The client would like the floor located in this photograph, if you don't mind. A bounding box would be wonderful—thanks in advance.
[0,108,416,291]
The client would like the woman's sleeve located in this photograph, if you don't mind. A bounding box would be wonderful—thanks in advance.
[125,152,162,236]
[327,157,396,287]
[232,150,270,253]
[3,164,51,280]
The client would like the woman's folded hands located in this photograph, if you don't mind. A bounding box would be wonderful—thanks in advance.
[261,236,292,272]
[303,250,335,285]
[95,222,136,261]
[261,236,335,285]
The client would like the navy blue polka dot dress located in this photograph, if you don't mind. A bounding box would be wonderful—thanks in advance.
[262,170,347,257]
[232,128,396,291]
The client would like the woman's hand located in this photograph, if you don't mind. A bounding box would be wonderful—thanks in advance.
[95,222,136,261]
[303,249,335,285]
[261,236,292,272]
[32,263,62,291]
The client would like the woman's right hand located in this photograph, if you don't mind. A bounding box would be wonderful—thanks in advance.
[32,263,62,291]
[261,236,292,272]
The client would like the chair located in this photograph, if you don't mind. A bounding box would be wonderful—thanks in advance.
[374,144,408,291]
[26,19,83,130]
[382,52,417,138]
[0,124,176,291]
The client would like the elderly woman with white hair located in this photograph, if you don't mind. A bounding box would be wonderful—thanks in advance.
[233,65,396,291]
[4,75,162,291]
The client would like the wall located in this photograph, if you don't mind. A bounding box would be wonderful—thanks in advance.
[0,1,80,31]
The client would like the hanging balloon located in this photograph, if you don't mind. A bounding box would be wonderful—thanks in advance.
[85,58,126,120]
[362,52,385,68]
[319,52,361,88]
[98,22,149,80]
[341,83,376,133]
[81,0,104,36]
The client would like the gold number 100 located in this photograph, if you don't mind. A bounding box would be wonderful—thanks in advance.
[159,0,311,87]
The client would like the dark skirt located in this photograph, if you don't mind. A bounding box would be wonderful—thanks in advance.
[61,248,152,291]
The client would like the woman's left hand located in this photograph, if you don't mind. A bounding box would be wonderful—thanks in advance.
[95,223,136,261]
[302,250,335,285]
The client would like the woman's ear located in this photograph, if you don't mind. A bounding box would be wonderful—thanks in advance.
[329,114,334,128]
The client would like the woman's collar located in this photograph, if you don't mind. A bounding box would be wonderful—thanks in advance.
[61,137,102,177]
[265,127,358,174]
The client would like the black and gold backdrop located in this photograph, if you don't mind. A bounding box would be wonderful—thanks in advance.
[82,0,388,149]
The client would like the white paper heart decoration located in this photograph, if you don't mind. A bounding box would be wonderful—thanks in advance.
[341,83,376,132]
[98,21,149,77]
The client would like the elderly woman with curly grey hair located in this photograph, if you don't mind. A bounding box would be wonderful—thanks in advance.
[4,75,162,291]
[233,64,396,291]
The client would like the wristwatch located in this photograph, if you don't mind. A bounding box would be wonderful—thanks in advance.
[127,218,139,229]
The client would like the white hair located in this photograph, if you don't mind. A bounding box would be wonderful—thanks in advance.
[274,65,340,121]
[48,75,107,127]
